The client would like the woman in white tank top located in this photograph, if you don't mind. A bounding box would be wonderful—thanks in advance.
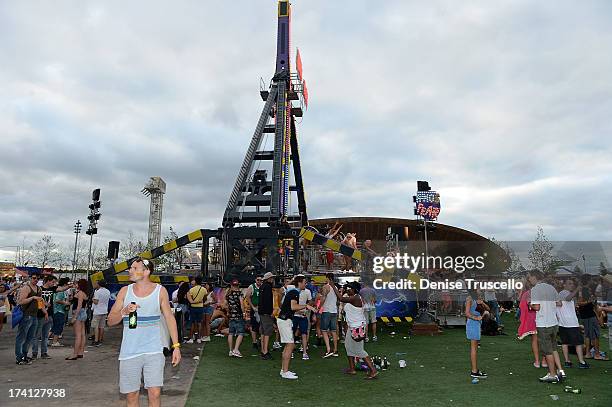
[330,282,378,379]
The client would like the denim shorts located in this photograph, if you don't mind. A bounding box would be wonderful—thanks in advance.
[190,307,204,322]
[75,308,87,322]
[292,316,309,334]
[202,306,213,315]
[229,319,246,336]
[320,312,337,332]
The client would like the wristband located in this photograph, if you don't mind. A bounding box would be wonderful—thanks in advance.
[171,343,181,349]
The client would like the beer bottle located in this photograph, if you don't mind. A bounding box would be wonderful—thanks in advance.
[128,302,137,329]
[564,388,581,394]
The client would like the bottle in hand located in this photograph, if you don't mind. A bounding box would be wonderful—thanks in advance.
[128,302,137,329]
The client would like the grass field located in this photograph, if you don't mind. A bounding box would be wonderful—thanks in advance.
[187,314,611,407]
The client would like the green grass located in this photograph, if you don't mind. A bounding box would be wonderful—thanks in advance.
[187,315,612,407]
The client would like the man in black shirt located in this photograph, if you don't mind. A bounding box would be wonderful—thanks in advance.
[259,272,275,360]
[32,275,57,359]
[278,276,316,380]
[225,279,246,358]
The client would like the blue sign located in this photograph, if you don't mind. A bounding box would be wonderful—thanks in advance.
[415,191,441,221]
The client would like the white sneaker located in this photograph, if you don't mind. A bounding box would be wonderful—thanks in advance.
[280,371,298,380]
[50,342,64,347]
[203,336,211,342]
[185,339,194,344]
[273,342,282,349]
[229,351,234,357]
[196,338,202,344]
[232,350,243,358]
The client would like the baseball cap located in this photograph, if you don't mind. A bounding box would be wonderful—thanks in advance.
[263,272,275,280]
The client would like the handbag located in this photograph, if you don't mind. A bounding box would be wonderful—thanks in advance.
[11,305,23,329]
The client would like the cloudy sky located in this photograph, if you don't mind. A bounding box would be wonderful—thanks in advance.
[1,0,612,263]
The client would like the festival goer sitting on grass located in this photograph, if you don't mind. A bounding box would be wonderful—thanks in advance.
[330,281,378,379]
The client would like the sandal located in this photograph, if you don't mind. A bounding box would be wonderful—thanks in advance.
[65,356,78,360]
[365,372,379,380]
[343,368,357,375]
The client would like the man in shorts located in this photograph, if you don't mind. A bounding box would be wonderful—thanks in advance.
[277,276,316,379]
[91,280,111,346]
[292,275,312,360]
[557,279,589,368]
[528,270,565,383]
[225,278,246,357]
[259,272,275,360]
[360,281,378,342]
[107,258,181,407]
[319,273,339,358]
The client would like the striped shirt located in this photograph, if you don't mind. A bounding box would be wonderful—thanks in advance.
[118,284,163,360]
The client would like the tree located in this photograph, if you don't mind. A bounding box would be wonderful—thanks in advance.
[157,227,187,273]
[92,245,111,270]
[528,226,556,274]
[120,230,147,260]
[31,235,63,267]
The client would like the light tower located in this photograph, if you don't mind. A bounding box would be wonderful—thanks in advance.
[141,177,166,248]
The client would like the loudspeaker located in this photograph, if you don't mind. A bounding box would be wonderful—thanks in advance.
[417,181,430,192]
[92,188,101,201]
[108,241,120,259]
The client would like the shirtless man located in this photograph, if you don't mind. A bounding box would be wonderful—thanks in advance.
[341,233,357,271]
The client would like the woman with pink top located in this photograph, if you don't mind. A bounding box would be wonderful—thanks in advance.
[517,279,546,368]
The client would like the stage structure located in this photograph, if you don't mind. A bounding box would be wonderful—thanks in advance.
[92,1,362,287]
[220,0,308,283]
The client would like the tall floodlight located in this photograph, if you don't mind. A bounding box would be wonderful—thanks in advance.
[86,189,102,273]
[141,177,166,249]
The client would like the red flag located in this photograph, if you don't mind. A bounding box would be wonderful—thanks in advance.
[302,80,309,108]
[296,49,303,81]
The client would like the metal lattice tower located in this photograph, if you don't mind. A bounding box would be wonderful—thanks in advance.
[220,1,308,283]
[223,0,307,227]
[141,177,166,248]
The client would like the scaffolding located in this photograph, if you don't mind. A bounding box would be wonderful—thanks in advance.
[141,177,166,248]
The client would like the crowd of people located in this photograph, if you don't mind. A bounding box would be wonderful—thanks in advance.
[1,273,111,365]
[169,271,380,380]
[1,258,610,406]
[469,269,611,383]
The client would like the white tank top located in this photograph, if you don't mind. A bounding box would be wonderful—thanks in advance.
[322,285,338,313]
[118,284,163,360]
[344,296,366,328]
